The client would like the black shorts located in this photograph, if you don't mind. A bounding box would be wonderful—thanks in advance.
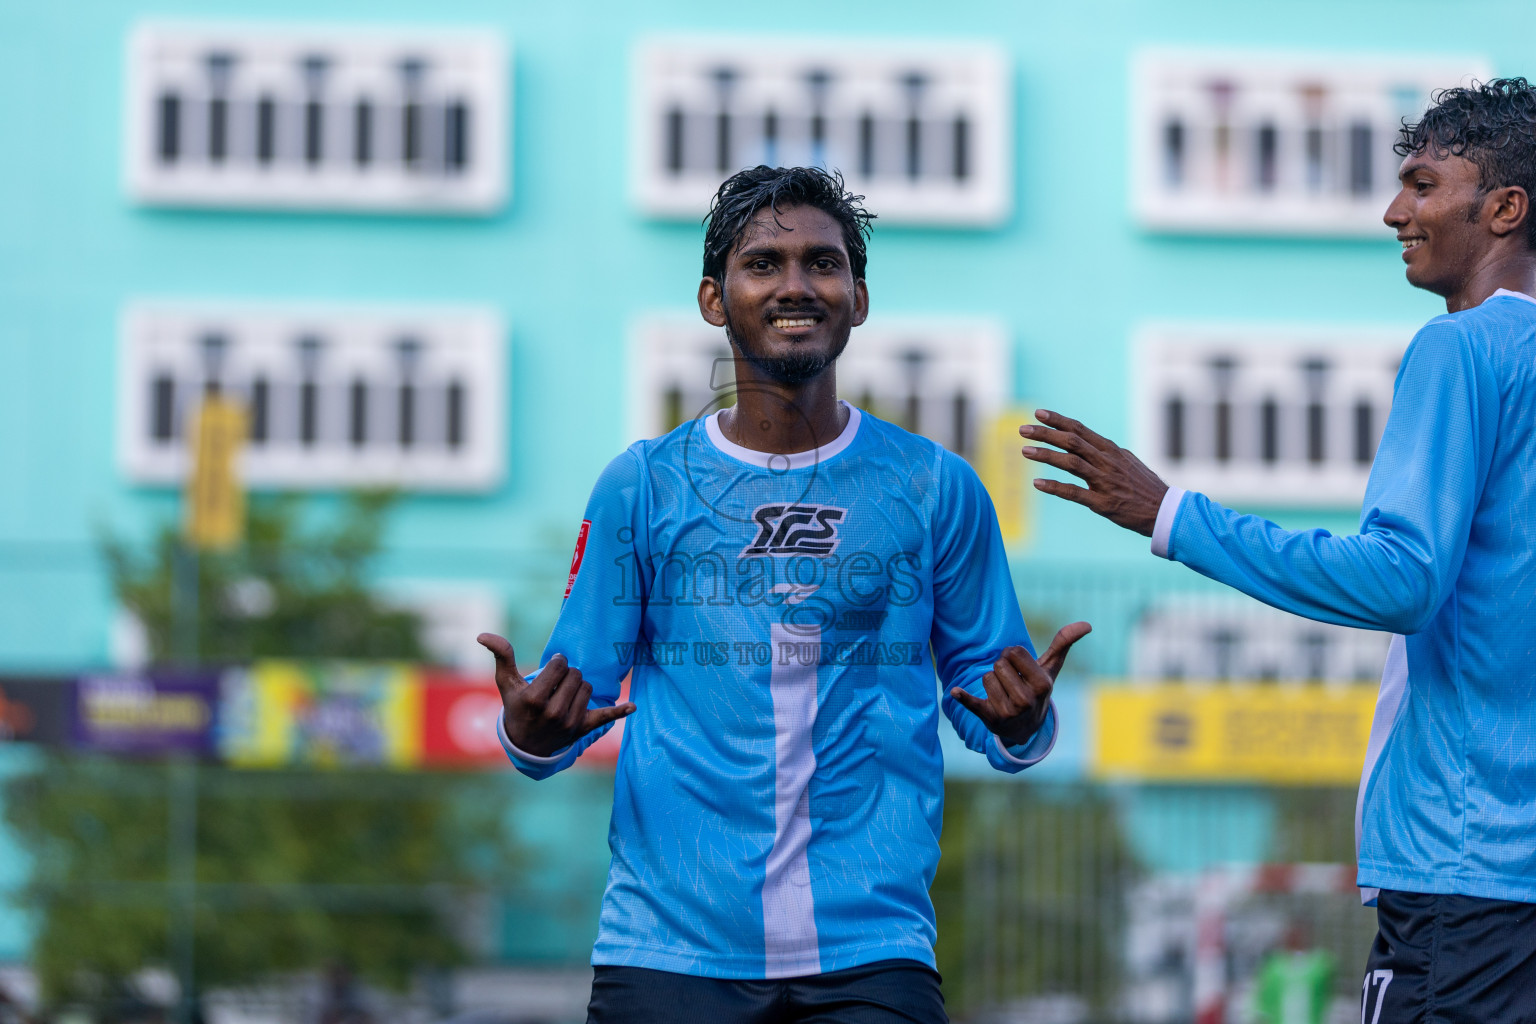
[585,959,946,1024]
[1363,889,1536,1022]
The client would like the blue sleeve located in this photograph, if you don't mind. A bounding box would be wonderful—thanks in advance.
[1166,320,1499,633]
[499,448,651,779]
[930,450,1057,773]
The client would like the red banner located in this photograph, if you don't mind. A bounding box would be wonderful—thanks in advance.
[421,673,506,767]
[419,671,629,769]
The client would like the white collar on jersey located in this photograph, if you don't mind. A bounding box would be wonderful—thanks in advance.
[1491,287,1536,306]
[704,399,862,470]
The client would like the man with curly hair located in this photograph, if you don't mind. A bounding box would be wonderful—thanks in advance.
[477,166,1089,1023]
[1023,79,1536,1020]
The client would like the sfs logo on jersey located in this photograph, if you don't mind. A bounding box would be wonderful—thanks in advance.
[743,504,847,557]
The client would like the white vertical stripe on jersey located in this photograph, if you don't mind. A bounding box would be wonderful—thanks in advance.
[1357,634,1409,905]
[763,622,822,977]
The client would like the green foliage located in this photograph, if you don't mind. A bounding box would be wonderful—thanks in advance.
[101,491,426,665]
[7,759,516,1002]
[3,492,520,1009]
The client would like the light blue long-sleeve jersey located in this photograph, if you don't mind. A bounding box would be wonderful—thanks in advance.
[1159,291,1536,904]
[499,404,1056,977]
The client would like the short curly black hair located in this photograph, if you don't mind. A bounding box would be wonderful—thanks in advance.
[1396,77,1536,247]
[702,166,875,282]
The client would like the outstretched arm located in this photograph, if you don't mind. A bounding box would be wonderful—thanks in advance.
[1020,321,1497,633]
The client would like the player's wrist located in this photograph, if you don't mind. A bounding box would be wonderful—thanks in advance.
[1134,483,1168,537]
[995,709,1048,746]
[504,711,563,758]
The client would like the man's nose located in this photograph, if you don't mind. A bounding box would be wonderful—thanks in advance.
[1383,190,1411,228]
[775,264,816,300]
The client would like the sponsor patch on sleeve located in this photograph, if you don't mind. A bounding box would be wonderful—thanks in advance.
[565,520,592,599]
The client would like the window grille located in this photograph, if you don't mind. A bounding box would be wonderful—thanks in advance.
[627,317,1008,463]
[119,303,505,490]
[125,22,507,213]
[1130,599,1391,684]
[1130,49,1488,236]
[1133,327,1405,506]
[632,38,1011,226]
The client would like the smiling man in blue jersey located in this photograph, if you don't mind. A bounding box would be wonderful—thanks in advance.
[476,166,1089,1024]
[1022,80,1536,1021]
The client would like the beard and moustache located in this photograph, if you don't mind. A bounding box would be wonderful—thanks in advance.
[723,310,850,386]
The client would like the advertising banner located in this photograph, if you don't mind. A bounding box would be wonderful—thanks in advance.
[72,673,219,756]
[0,677,72,745]
[221,662,422,768]
[1091,683,1377,785]
[419,671,629,769]
[421,673,505,768]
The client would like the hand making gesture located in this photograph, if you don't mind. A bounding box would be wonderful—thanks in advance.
[1019,410,1170,536]
[950,621,1092,746]
[477,633,636,758]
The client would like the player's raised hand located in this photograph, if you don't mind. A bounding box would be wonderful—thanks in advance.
[1020,410,1169,537]
[477,633,636,758]
[950,622,1091,746]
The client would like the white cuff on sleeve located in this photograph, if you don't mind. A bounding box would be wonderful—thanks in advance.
[1150,486,1187,560]
[994,700,1059,767]
[496,711,571,765]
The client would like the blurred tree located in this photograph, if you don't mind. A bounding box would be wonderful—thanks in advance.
[103,490,426,664]
[4,492,519,1015]
[7,762,514,1004]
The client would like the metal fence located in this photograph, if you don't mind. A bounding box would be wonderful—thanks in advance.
[941,782,1375,1024]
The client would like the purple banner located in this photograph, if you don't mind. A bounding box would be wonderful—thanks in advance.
[72,672,219,756]
[0,677,72,745]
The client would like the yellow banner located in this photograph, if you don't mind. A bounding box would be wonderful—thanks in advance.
[977,406,1035,548]
[185,396,248,550]
[1091,683,1378,784]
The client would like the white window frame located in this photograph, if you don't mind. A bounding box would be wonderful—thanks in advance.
[1132,324,1408,507]
[124,20,508,213]
[631,36,1012,226]
[1129,48,1489,236]
[626,314,1009,463]
[118,302,506,492]
[1130,597,1391,685]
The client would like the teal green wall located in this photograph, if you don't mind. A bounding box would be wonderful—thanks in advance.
[4,0,1514,671]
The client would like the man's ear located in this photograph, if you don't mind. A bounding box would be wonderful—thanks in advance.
[1488,185,1529,239]
[698,277,728,327]
[851,278,870,328]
